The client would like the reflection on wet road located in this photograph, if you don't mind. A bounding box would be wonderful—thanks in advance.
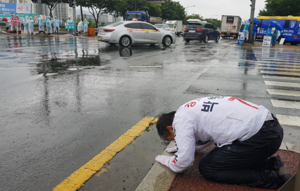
[1,34,300,191]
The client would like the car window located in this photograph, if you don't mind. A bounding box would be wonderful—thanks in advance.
[141,23,156,30]
[284,20,290,28]
[187,24,202,29]
[125,23,143,29]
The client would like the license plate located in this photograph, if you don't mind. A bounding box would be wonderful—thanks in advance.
[98,36,102,40]
[227,33,230,35]
[189,30,195,32]
[257,35,262,38]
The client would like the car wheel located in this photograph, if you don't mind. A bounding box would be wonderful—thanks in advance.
[119,36,131,47]
[215,35,220,43]
[162,36,172,47]
[203,35,209,43]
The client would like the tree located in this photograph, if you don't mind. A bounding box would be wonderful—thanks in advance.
[76,0,112,28]
[109,0,162,19]
[161,0,186,21]
[203,18,221,28]
[259,0,300,16]
[34,0,66,17]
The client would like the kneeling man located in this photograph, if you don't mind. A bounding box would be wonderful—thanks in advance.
[155,96,291,189]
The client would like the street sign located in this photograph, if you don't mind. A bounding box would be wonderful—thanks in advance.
[262,36,271,47]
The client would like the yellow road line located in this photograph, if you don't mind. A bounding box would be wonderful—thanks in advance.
[53,116,158,191]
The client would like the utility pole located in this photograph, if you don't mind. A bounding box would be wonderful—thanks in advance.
[248,0,256,43]
[80,6,83,21]
[73,0,76,32]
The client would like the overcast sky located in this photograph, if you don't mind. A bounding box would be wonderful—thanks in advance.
[177,0,266,21]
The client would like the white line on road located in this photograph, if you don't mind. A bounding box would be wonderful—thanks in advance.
[271,99,300,109]
[259,64,300,69]
[267,89,300,97]
[264,81,300,88]
[260,70,300,77]
[262,75,300,81]
[276,114,300,127]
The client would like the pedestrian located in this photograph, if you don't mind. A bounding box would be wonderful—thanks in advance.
[53,16,61,35]
[78,20,83,34]
[29,17,34,35]
[23,16,30,35]
[266,25,272,37]
[155,96,291,189]
[11,14,17,33]
[38,15,45,33]
[5,17,11,31]
[46,16,52,35]
[271,26,278,47]
[16,15,21,34]
[66,17,74,35]
[243,21,249,42]
[83,18,89,33]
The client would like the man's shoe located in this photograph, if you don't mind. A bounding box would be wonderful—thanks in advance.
[273,156,292,185]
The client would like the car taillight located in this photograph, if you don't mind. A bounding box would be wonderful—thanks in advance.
[104,29,115,32]
[197,29,204,32]
[184,28,188,32]
[295,35,298,38]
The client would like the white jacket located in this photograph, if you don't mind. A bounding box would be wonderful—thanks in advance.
[167,96,269,172]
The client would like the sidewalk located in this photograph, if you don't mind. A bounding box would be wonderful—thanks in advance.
[0,30,94,38]
[136,142,300,191]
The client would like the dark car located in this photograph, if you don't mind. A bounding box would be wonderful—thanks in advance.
[183,19,220,43]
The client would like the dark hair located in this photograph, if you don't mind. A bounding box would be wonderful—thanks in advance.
[156,111,176,138]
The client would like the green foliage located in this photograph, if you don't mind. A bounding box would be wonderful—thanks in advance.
[203,18,221,28]
[161,0,186,21]
[184,14,203,23]
[259,0,300,16]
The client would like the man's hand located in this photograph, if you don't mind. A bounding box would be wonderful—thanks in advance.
[155,155,171,167]
[166,146,177,153]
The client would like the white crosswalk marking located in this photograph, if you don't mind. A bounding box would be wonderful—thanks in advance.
[264,81,300,88]
[271,99,300,109]
[260,70,300,76]
[267,89,300,97]
[259,64,300,69]
[276,115,300,127]
[262,75,300,81]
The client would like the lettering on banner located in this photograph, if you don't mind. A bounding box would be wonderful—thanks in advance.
[201,101,218,112]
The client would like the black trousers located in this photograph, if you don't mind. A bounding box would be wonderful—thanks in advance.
[199,117,283,189]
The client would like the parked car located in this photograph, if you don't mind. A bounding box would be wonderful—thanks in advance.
[97,21,176,47]
[183,19,220,43]
[154,24,170,31]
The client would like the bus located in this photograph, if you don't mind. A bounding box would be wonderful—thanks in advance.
[256,16,300,45]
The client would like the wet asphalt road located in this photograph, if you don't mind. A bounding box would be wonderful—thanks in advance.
[1,34,300,191]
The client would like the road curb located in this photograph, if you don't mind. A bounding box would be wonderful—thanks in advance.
[135,141,177,191]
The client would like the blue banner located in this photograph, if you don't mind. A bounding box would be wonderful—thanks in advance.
[0,2,16,13]
[65,23,75,29]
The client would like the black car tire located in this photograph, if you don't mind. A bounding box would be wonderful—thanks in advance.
[215,35,220,43]
[203,34,209,43]
[162,36,172,47]
[119,36,131,47]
